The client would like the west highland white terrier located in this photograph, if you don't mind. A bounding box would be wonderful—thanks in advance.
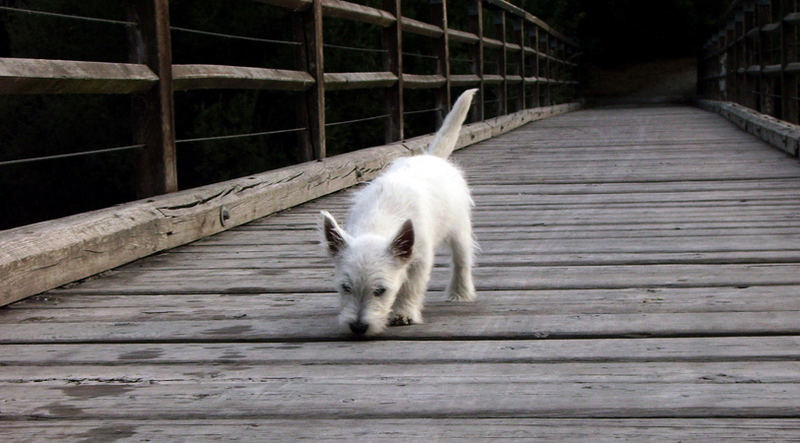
[320,88,478,336]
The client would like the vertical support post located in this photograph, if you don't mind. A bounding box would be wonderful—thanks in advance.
[543,32,551,105]
[293,14,314,162]
[495,9,507,116]
[431,0,451,128]
[300,0,325,160]
[130,0,177,197]
[532,25,540,107]
[734,11,744,105]
[782,1,798,123]
[516,16,526,110]
[382,0,403,143]
[468,0,485,121]
[757,0,770,114]
[745,3,756,108]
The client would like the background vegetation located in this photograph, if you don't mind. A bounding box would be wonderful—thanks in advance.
[0,0,730,229]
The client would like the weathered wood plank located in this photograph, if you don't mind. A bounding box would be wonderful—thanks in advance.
[2,381,799,419]
[49,263,800,294]
[4,336,799,365]
[3,362,799,385]
[5,286,800,323]
[323,71,397,90]
[2,418,798,441]
[0,58,157,94]
[172,65,314,91]
[2,311,799,343]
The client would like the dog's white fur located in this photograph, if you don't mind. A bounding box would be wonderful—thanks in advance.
[320,89,478,336]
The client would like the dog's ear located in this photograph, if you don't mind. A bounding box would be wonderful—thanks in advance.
[389,219,414,262]
[320,211,348,257]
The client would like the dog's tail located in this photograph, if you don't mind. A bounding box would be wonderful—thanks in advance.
[425,88,478,159]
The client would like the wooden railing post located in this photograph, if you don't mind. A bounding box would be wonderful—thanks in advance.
[297,0,325,160]
[782,1,798,123]
[469,0,485,121]
[515,16,526,110]
[129,0,177,197]
[532,25,540,107]
[496,9,507,115]
[382,0,403,143]
[431,0,451,127]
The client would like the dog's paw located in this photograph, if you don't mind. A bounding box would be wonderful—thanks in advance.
[388,314,416,326]
[447,288,476,302]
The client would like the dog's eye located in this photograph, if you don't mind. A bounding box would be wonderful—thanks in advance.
[373,287,386,297]
[341,283,352,293]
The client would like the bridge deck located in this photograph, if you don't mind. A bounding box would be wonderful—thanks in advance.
[3,106,800,440]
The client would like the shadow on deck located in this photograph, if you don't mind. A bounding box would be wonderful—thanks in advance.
[2,106,800,439]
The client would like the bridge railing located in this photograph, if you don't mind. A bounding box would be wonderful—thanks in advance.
[698,0,800,124]
[0,0,580,306]
[1,0,580,200]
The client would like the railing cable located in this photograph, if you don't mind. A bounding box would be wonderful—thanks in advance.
[325,114,390,127]
[176,127,307,144]
[403,107,442,116]
[324,43,388,54]
[0,144,144,167]
[169,26,302,46]
[0,5,134,27]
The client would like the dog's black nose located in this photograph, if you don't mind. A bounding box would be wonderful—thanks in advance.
[349,321,368,335]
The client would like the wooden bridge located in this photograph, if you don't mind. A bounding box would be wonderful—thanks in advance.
[3,0,800,440]
[2,105,800,439]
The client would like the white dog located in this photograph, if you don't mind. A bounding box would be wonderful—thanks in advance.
[320,88,478,336]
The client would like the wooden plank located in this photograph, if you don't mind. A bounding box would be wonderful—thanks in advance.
[7,360,800,384]
[2,419,800,441]
[323,72,397,90]
[3,336,799,364]
[321,0,395,27]
[449,74,481,86]
[0,103,580,307]
[447,28,480,44]
[399,16,442,38]
[7,285,800,323]
[45,263,800,295]
[171,65,314,91]
[403,74,446,89]
[0,58,157,94]
[3,310,798,343]
[2,378,799,419]
[130,0,178,198]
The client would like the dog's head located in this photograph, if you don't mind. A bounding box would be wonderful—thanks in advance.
[319,211,414,336]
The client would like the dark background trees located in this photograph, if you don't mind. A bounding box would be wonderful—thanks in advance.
[0,0,731,229]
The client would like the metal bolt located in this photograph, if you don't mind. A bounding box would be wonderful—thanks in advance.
[220,206,231,226]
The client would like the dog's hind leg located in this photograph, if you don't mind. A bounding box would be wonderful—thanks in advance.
[389,253,433,326]
[446,227,476,302]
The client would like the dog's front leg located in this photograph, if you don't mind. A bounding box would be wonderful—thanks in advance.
[389,253,432,326]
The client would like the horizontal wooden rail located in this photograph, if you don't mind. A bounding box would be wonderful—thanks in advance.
[172,65,314,91]
[323,72,397,90]
[400,16,442,38]
[0,58,157,94]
